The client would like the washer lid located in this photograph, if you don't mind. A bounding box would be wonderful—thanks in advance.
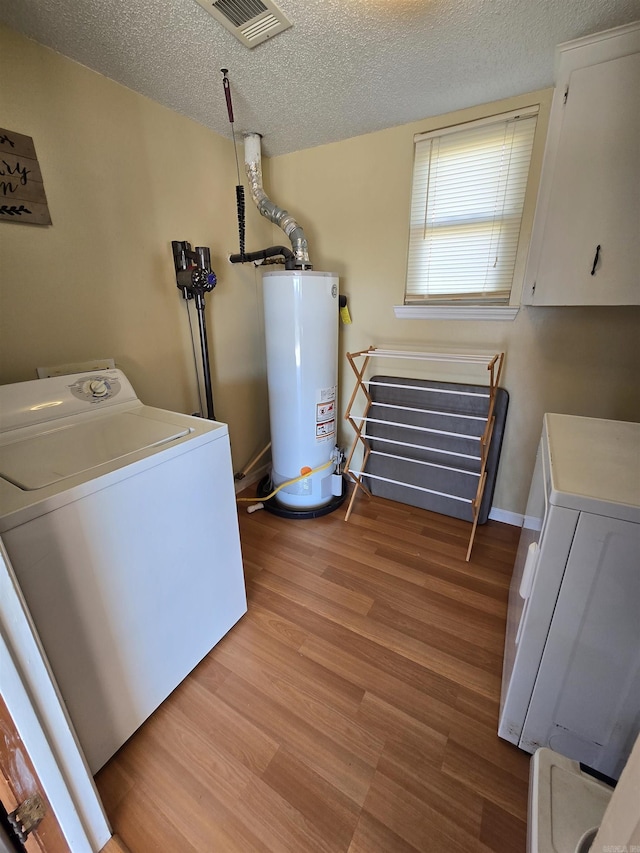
[0,412,190,490]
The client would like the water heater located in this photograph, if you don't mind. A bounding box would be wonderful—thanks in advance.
[262,270,339,510]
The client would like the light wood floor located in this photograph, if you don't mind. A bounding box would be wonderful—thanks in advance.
[96,490,530,852]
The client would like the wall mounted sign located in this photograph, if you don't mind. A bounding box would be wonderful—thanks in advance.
[0,128,51,225]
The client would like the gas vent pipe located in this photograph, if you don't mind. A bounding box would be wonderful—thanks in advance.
[229,132,311,269]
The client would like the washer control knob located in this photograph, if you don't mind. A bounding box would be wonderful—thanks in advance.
[85,378,109,398]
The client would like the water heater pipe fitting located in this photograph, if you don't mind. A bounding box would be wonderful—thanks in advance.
[243,132,311,268]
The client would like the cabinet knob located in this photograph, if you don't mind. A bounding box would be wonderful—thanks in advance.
[590,244,601,276]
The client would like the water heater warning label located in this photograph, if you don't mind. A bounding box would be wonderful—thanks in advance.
[318,386,336,402]
[316,387,336,440]
[316,419,335,438]
[316,400,335,422]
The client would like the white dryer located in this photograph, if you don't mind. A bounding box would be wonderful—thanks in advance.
[499,414,640,779]
[0,369,247,773]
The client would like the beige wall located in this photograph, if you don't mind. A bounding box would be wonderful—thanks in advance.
[2,26,638,515]
[269,97,640,515]
[0,26,272,473]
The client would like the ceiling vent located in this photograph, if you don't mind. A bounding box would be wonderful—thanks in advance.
[194,0,292,48]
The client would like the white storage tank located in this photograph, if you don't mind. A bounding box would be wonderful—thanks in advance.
[262,269,339,510]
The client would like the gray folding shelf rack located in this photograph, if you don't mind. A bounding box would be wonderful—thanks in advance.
[344,348,506,561]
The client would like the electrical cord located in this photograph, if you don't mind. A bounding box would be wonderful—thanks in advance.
[236,459,334,503]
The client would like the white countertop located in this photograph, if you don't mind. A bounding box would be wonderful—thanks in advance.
[544,413,640,521]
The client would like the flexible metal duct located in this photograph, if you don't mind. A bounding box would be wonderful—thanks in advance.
[244,132,311,268]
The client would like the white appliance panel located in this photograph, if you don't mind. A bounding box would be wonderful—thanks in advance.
[2,435,245,772]
[0,369,137,431]
[520,512,640,778]
[0,371,247,773]
[545,413,639,520]
[498,500,578,745]
[499,414,640,779]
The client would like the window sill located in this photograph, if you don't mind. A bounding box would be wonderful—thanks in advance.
[394,305,520,321]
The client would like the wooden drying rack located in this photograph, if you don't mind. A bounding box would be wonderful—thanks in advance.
[343,347,505,561]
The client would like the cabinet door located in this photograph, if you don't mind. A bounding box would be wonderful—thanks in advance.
[520,513,640,779]
[529,52,640,305]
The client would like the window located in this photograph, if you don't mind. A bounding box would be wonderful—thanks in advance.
[405,107,539,307]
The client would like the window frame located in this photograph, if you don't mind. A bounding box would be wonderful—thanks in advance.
[397,96,550,321]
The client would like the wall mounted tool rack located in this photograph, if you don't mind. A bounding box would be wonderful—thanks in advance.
[344,347,505,561]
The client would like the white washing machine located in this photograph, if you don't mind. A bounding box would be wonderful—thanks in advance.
[0,369,247,773]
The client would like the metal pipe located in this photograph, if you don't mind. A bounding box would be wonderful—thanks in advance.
[229,245,295,268]
[194,292,215,421]
[243,132,311,268]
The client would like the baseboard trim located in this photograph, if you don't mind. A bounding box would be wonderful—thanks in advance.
[235,471,524,527]
[488,507,523,527]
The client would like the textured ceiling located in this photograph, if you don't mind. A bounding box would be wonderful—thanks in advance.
[1,0,638,156]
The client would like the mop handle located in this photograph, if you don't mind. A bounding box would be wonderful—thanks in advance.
[220,69,245,256]
[221,69,234,124]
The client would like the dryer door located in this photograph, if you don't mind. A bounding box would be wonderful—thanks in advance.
[520,512,640,779]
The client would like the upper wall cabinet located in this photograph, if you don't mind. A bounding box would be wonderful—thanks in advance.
[523,23,640,306]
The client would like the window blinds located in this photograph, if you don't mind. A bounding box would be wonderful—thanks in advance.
[405,108,538,303]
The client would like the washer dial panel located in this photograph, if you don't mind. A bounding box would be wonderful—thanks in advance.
[69,374,122,403]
